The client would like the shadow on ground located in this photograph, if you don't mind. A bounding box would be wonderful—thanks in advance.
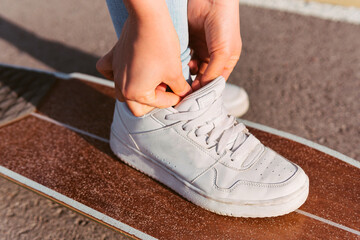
[0,16,100,75]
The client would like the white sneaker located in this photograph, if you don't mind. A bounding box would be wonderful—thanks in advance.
[223,83,249,117]
[110,77,309,218]
[191,75,249,117]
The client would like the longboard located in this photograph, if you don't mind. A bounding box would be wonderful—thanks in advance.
[0,64,359,239]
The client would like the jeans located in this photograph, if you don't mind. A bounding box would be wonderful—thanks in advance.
[106,0,191,82]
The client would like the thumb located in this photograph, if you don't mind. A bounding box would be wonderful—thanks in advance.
[152,89,182,108]
[126,100,155,117]
[201,52,227,85]
[165,74,192,98]
[133,88,182,109]
[96,48,114,81]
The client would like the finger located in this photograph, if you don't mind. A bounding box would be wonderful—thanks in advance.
[125,86,177,117]
[191,61,208,90]
[96,49,114,81]
[191,79,201,91]
[130,89,182,109]
[198,62,208,76]
[164,74,192,98]
[126,100,155,117]
[221,65,236,81]
[155,83,168,92]
[115,87,126,102]
[201,52,228,85]
[99,69,114,81]
[152,89,182,108]
[193,67,203,86]
[188,59,199,75]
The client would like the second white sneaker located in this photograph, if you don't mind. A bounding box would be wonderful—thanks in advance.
[223,82,249,117]
[110,77,309,217]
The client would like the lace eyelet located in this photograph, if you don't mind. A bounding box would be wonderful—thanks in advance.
[182,126,186,131]
[230,159,234,162]
[164,115,169,120]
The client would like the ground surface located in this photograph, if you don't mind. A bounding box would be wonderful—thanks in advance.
[0,0,359,239]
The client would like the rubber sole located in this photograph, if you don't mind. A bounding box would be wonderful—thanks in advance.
[110,131,309,218]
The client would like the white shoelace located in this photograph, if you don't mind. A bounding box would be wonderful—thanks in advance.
[165,98,249,160]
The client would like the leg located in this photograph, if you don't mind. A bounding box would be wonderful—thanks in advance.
[106,0,191,82]
[106,0,249,117]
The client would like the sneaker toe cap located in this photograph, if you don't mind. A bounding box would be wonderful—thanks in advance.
[193,148,309,203]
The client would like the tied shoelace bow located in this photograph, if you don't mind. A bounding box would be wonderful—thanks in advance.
[165,97,249,161]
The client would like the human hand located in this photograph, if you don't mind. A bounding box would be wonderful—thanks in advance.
[97,2,192,117]
[188,0,242,90]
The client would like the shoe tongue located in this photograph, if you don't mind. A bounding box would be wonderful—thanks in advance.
[175,76,226,112]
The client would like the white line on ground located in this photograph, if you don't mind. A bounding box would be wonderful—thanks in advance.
[296,209,360,235]
[0,63,116,87]
[30,113,360,236]
[69,73,115,88]
[239,0,360,25]
[30,113,109,143]
[0,166,157,240]
[239,120,360,169]
[0,62,115,87]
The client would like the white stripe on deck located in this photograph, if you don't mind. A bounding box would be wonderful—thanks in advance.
[296,209,360,235]
[239,119,360,169]
[31,113,109,143]
[0,166,157,240]
[30,113,360,236]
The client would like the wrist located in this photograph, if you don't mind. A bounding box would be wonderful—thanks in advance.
[124,0,170,24]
